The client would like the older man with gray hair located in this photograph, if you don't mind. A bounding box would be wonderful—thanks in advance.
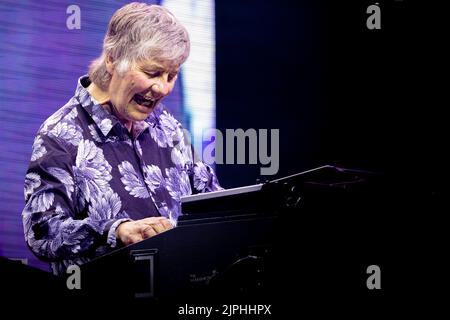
[22,2,222,275]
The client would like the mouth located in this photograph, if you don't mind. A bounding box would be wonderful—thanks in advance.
[132,93,157,109]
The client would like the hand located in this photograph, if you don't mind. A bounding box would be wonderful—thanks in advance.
[116,217,173,246]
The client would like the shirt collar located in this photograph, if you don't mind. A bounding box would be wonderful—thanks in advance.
[75,75,152,139]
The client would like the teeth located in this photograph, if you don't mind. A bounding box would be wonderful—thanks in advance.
[134,94,155,107]
[143,95,155,102]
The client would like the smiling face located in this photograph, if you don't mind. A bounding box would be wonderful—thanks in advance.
[105,58,179,130]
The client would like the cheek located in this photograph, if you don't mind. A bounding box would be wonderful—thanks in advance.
[108,74,120,93]
[119,74,145,99]
[130,74,150,92]
[167,82,176,95]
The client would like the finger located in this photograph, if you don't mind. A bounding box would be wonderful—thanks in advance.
[127,234,143,245]
[159,218,173,230]
[148,216,173,228]
[141,217,164,224]
[142,225,157,239]
[151,222,166,234]
[141,216,172,228]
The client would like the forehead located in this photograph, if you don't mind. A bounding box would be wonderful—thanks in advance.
[138,59,180,72]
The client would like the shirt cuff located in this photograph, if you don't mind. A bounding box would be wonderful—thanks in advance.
[106,218,131,248]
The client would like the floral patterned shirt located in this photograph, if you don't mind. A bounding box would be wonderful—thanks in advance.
[22,76,222,275]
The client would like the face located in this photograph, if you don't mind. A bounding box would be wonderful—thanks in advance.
[106,58,179,128]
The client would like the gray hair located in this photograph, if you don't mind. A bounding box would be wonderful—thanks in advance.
[89,2,190,91]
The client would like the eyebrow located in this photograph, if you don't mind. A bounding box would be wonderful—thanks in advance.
[142,66,165,73]
[141,63,179,74]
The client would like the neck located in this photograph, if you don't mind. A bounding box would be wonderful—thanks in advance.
[87,82,133,132]
[87,82,110,104]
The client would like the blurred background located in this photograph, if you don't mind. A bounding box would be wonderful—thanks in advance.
[0,0,216,270]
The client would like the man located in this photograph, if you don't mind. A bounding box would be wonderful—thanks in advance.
[22,3,222,275]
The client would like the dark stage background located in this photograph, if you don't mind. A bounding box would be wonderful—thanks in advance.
[215,2,448,312]
[216,0,447,193]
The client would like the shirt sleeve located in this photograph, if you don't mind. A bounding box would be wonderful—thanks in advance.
[22,133,129,262]
[173,125,223,194]
[190,154,224,194]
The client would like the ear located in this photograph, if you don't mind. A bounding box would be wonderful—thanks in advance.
[105,54,115,75]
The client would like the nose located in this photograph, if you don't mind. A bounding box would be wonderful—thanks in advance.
[147,81,169,100]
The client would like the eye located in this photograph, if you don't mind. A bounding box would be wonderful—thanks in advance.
[145,71,161,78]
[168,73,178,82]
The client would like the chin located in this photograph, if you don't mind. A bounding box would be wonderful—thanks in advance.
[132,111,152,122]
